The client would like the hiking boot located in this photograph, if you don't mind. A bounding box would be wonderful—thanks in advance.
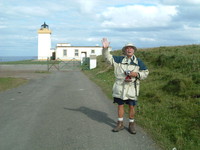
[129,122,136,134]
[112,121,124,132]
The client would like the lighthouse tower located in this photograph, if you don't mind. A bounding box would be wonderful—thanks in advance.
[37,22,52,60]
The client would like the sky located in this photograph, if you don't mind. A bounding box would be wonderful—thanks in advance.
[0,0,200,56]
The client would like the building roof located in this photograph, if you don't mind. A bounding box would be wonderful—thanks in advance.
[56,43,102,48]
[56,46,102,48]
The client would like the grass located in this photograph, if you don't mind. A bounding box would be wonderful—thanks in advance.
[35,71,50,74]
[0,77,28,92]
[0,70,50,92]
[83,44,200,150]
[0,60,51,92]
[0,59,60,65]
[0,60,44,64]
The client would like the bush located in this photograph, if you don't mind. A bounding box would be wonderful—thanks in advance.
[192,73,200,84]
[155,54,175,67]
[163,77,193,97]
[145,92,162,103]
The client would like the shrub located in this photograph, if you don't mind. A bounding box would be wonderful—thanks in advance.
[192,73,200,84]
[155,54,175,67]
[145,92,162,103]
[162,77,193,97]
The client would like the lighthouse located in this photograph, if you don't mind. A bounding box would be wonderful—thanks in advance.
[37,22,52,60]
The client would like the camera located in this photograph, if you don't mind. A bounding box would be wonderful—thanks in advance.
[125,70,131,76]
[124,70,132,82]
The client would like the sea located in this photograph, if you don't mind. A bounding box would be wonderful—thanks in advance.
[0,56,37,62]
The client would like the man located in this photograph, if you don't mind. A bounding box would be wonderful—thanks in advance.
[101,38,149,134]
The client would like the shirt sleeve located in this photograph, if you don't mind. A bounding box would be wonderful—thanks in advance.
[102,47,114,65]
[137,58,149,80]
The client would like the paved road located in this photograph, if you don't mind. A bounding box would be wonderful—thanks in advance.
[0,71,161,150]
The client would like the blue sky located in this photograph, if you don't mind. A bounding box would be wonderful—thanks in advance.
[0,0,200,56]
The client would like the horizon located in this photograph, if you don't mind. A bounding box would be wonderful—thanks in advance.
[1,43,199,57]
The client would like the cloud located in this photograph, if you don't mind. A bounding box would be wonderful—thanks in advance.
[139,37,156,42]
[12,6,49,17]
[160,0,200,5]
[0,0,199,56]
[182,25,200,41]
[0,25,7,29]
[86,37,97,42]
[98,4,178,29]
[0,1,69,19]
[76,0,98,14]
[0,18,7,28]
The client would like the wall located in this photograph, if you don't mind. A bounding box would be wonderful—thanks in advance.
[38,34,51,60]
[55,46,102,61]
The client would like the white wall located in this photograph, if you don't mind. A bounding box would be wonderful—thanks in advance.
[38,34,51,60]
[55,46,102,61]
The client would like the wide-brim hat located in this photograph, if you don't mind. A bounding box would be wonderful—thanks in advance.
[122,43,137,53]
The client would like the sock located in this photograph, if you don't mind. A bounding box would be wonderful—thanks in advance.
[129,119,134,122]
[118,118,123,121]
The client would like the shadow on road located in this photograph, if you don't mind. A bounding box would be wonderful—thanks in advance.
[64,106,116,128]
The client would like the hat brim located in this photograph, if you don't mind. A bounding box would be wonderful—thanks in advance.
[122,45,137,52]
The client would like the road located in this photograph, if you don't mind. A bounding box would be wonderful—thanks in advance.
[0,71,161,150]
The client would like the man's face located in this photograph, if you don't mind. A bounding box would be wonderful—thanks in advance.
[125,46,134,57]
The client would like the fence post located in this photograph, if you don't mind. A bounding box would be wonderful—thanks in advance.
[47,57,49,71]
[89,55,97,69]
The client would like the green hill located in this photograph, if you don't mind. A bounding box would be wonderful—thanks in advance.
[83,45,200,150]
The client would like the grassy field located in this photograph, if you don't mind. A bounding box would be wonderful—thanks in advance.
[0,77,28,92]
[83,45,200,150]
[0,59,57,64]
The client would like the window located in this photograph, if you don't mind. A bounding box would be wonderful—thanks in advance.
[75,49,79,56]
[91,50,95,54]
[63,49,67,56]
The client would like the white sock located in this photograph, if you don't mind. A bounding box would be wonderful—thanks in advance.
[118,118,123,121]
[129,119,134,122]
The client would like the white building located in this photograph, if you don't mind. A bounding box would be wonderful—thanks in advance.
[54,43,102,61]
[37,22,103,61]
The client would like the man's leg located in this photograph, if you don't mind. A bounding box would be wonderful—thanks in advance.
[129,105,135,119]
[118,104,124,118]
[128,105,136,134]
[112,104,124,132]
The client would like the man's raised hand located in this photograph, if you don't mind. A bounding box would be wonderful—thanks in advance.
[102,38,110,48]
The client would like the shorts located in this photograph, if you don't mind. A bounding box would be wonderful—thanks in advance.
[113,97,137,106]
